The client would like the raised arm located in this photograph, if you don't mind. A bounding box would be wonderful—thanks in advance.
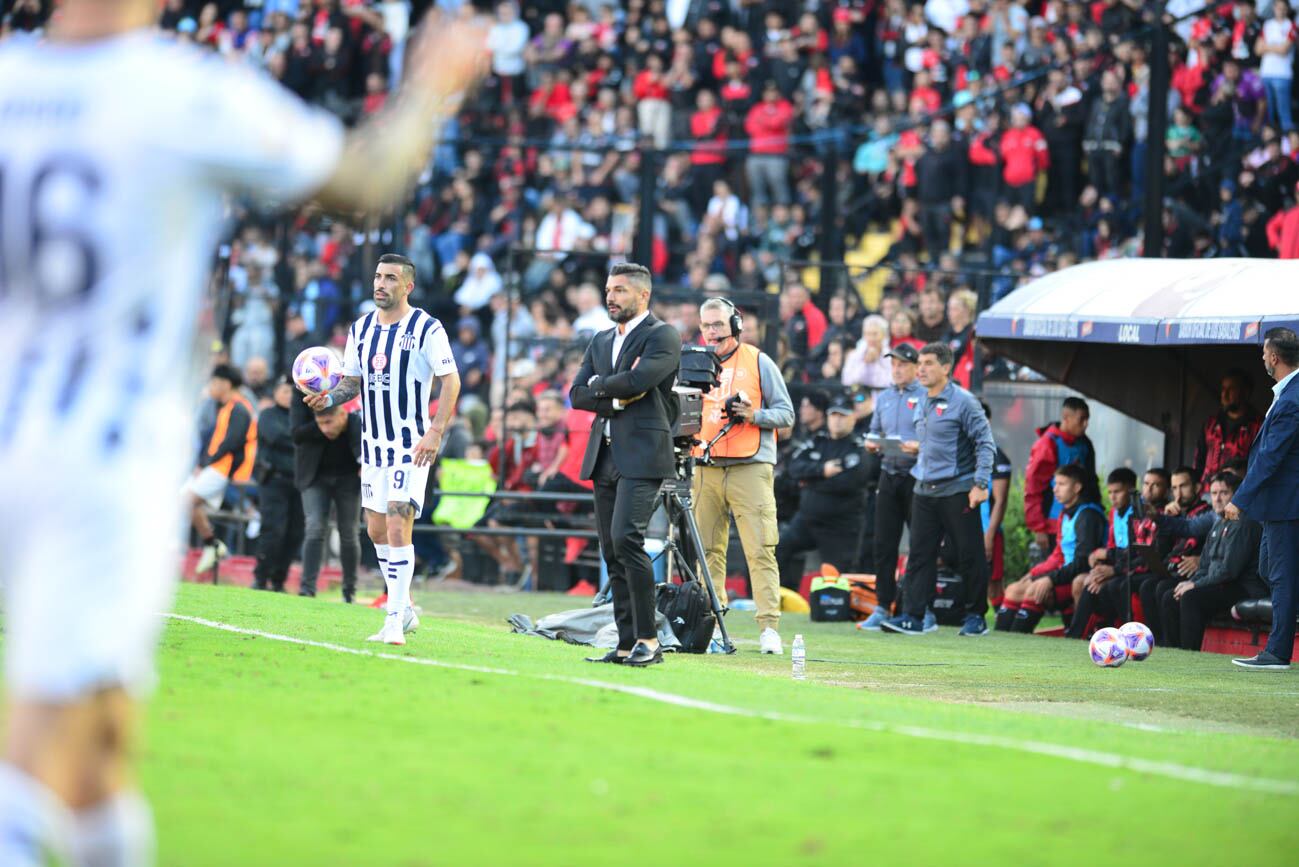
[315,16,488,214]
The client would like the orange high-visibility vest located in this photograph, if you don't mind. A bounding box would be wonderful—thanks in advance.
[694,343,764,460]
[206,392,257,482]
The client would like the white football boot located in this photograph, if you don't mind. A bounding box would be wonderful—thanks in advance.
[759,628,784,655]
[402,606,420,634]
[195,540,228,574]
[366,612,406,645]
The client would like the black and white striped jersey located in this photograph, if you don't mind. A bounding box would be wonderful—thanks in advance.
[342,308,456,467]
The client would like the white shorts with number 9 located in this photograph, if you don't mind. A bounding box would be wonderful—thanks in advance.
[361,463,431,518]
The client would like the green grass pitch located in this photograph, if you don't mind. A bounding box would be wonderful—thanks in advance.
[24,583,1299,864]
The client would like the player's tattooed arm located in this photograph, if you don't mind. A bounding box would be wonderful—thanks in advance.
[329,376,362,406]
[303,375,361,411]
[386,502,416,518]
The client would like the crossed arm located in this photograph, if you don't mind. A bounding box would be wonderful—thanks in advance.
[569,327,682,413]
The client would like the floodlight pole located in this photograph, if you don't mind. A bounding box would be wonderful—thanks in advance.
[1142,1,1170,258]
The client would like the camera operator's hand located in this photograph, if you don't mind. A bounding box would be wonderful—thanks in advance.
[823,459,843,478]
[728,394,755,422]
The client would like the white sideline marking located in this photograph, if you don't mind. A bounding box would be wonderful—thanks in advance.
[163,614,1299,797]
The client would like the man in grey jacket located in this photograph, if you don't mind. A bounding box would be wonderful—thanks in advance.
[691,298,795,655]
[1153,471,1266,650]
[882,342,997,636]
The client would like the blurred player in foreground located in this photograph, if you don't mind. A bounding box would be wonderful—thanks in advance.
[0,0,486,862]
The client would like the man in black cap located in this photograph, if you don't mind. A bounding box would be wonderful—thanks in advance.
[776,396,871,589]
[859,343,930,630]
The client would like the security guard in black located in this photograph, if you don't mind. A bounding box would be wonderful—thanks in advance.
[776,397,869,588]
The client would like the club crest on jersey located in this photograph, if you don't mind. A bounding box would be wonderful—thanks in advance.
[372,353,388,371]
[906,397,918,410]
[935,401,949,417]
[398,333,417,351]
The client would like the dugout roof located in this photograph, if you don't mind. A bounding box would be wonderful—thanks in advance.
[976,258,1299,467]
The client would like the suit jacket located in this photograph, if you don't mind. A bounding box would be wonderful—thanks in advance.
[1233,374,1299,522]
[290,398,363,491]
[569,313,682,481]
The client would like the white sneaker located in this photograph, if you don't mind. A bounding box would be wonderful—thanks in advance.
[759,628,783,655]
[195,540,228,574]
[366,613,406,646]
[402,607,420,634]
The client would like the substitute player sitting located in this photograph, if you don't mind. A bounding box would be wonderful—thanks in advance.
[305,254,460,645]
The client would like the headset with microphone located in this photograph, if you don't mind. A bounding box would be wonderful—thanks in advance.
[709,296,743,339]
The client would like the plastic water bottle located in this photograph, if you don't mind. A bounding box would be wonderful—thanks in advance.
[791,634,806,680]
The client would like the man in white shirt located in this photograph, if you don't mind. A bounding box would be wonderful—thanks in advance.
[572,283,615,335]
[1258,0,1297,131]
[486,1,529,103]
[525,195,595,290]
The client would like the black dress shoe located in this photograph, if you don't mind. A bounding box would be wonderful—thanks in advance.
[623,641,663,667]
[585,650,626,664]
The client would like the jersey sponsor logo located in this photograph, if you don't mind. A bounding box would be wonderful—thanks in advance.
[368,372,392,390]
[372,353,388,371]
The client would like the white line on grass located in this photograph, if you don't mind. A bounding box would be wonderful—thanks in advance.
[163,613,1299,797]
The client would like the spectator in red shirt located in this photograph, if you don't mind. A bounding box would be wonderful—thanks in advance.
[633,54,672,148]
[474,400,540,584]
[689,89,727,213]
[744,81,794,207]
[1000,103,1049,212]
[1267,185,1299,256]
[779,282,827,358]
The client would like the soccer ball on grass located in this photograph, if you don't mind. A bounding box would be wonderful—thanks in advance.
[1118,621,1155,661]
[1088,627,1128,668]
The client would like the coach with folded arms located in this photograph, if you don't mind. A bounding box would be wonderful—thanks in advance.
[570,263,683,667]
[1225,327,1299,670]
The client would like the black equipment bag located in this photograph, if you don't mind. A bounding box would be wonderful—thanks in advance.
[809,576,854,621]
[931,569,966,626]
[656,580,715,653]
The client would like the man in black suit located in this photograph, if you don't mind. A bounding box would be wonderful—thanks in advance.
[1227,327,1299,670]
[292,402,363,601]
[570,263,682,667]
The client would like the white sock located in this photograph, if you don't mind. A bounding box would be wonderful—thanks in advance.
[375,543,392,601]
[0,764,72,866]
[386,545,415,617]
[69,791,154,867]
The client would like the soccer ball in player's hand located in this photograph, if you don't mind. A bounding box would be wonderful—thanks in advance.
[1118,621,1155,661]
[292,346,343,395]
[1089,627,1128,668]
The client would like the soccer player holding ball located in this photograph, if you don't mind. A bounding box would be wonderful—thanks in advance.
[303,255,460,646]
[0,1,486,861]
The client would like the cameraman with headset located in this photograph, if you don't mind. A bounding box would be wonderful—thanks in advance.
[691,298,795,655]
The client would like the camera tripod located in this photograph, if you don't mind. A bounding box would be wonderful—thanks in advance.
[650,440,737,654]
